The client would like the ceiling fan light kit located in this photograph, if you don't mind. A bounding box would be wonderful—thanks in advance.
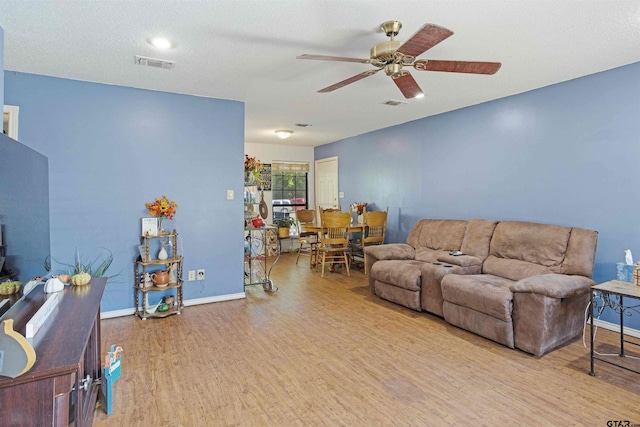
[275,130,293,139]
[298,20,501,99]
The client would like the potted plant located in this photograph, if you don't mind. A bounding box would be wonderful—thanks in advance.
[275,217,296,238]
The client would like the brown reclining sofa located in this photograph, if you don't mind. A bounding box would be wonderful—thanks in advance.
[364,219,598,357]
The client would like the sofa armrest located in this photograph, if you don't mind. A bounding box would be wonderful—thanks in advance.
[510,274,595,299]
[436,254,482,267]
[364,243,415,261]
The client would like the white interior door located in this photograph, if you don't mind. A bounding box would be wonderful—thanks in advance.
[315,156,339,209]
[3,105,19,140]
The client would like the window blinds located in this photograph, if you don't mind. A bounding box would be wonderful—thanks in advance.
[271,162,310,173]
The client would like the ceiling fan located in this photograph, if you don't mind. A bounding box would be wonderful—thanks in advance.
[297,20,501,99]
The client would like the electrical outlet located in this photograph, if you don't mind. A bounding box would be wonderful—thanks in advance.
[197,269,205,280]
[226,189,234,200]
[188,270,196,281]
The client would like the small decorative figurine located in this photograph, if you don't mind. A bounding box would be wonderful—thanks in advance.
[168,263,177,284]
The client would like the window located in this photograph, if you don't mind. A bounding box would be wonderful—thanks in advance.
[271,171,308,220]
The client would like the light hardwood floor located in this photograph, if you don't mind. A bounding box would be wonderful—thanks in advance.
[94,253,640,426]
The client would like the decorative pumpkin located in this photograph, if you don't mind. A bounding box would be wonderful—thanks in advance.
[55,274,71,283]
[71,272,91,286]
[0,281,22,295]
[44,277,65,293]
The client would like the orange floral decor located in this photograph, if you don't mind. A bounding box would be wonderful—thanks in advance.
[351,202,368,215]
[244,154,262,173]
[244,154,263,183]
[145,195,178,220]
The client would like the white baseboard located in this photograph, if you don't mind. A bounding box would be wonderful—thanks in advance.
[593,318,640,339]
[101,307,136,319]
[100,292,247,319]
[183,292,246,307]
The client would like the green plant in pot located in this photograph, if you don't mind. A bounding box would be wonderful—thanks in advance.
[43,248,118,280]
[275,217,296,238]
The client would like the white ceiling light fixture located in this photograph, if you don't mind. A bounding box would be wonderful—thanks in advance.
[275,130,294,139]
[149,37,174,49]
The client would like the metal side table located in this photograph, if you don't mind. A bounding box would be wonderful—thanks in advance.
[590,280,640,376]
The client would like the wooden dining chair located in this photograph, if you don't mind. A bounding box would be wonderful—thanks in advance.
[316,206,342,225]
[316,211,351,278]
[350,209,388,274]
[295,209,318,267]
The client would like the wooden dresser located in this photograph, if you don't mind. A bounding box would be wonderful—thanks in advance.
[0,277,106,426]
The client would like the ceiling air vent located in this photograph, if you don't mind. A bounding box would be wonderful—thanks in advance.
[135,55,175,70]
[383,99,407,106]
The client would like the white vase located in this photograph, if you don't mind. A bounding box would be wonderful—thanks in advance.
[357,214,364,224]
[158,247,168,261]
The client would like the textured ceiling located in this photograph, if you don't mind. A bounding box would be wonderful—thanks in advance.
[0,1,638,147]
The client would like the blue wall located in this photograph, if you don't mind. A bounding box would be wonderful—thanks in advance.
[0,133,50,283]
[316,62,640,327]
[4,72,245,312]
[0,26,4,105]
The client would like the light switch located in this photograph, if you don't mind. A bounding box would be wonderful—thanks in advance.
[339,192,344,198]
[226,190,234,200]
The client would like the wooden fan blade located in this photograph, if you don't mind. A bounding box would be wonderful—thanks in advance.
[297,54,371,64]
[396,24,454,58]
[414,59,501,75]
[318,69,380,93]
[392,72,424,99]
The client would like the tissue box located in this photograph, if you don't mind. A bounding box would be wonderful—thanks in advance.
[616,263,635,283]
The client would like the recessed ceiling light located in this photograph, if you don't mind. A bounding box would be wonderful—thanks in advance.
[275,130,293,139]
[149,37,173,49]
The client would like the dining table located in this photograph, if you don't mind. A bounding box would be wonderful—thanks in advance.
[302,222,367,270]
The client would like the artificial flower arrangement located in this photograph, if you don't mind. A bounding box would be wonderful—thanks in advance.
[244,155,262,173]
[244,154,263,182]
[351,202,368,215]
[145,195,178,220]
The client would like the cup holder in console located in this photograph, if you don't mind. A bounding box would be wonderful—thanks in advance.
[432,262,454,268]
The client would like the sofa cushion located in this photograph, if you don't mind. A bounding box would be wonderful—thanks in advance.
[460,218,499,260]
[415,248,450,263]
[562,227,598,277]
[483,221,571,281]
[370,260,424,292]
[406,219,467,252]
[489,221,571,267]
[441,274,515,322]
[483,257,554,282]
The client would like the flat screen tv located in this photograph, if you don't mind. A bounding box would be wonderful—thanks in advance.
[0,132,50,314]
